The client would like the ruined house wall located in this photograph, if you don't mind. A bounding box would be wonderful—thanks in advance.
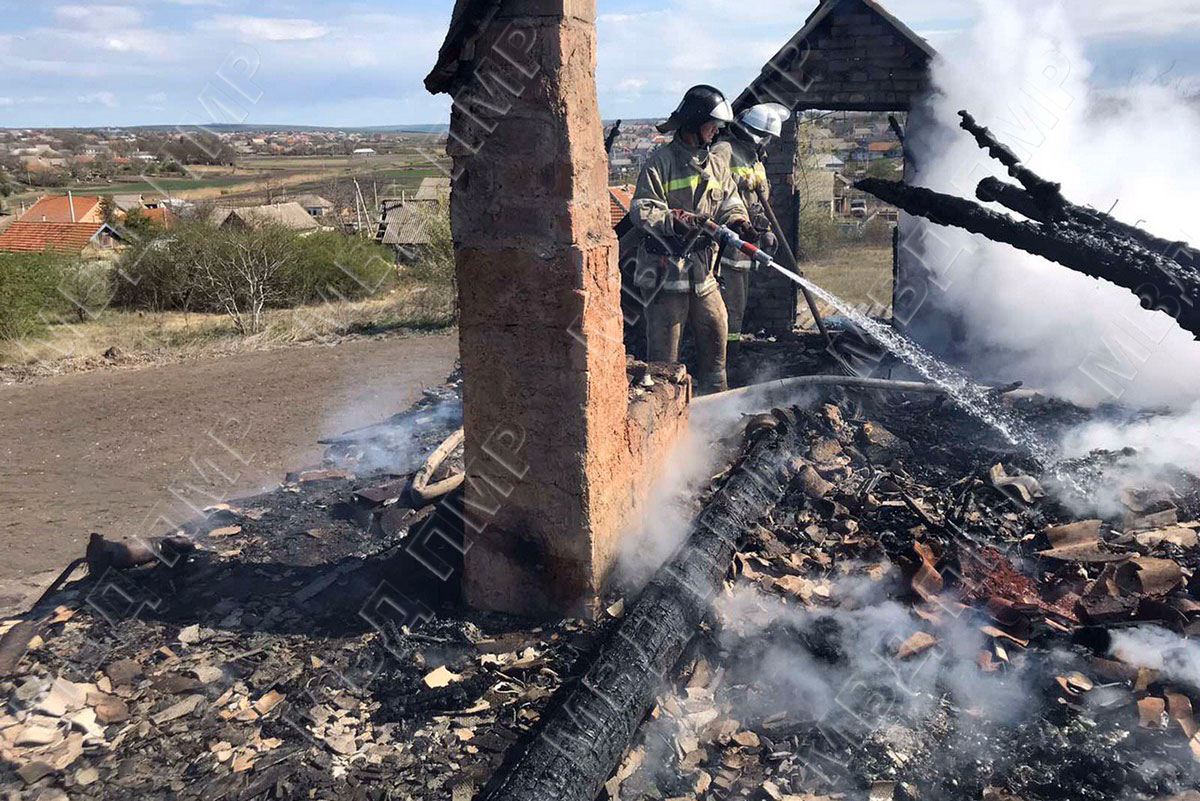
[735,0,933,335]
[445,0,688,618]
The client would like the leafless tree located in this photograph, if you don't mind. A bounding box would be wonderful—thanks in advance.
[192,224,296,335]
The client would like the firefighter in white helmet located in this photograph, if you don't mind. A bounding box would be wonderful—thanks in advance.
[712,103,789,340]
[629,85,755,394]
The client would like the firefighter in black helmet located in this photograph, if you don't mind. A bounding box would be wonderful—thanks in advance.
[629,85,756,394]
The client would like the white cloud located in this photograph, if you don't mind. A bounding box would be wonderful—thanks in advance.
[77,91,118,107]
[201,15,328,42]
[55,5,143,30]
[1073,0,1200,39]
[0,97,12,106]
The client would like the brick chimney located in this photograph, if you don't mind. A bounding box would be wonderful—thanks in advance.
[428,0,689,617]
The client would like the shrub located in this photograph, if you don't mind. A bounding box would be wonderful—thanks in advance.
[113,224,208,312]
[56,259,115,323]
[860,217,895,248]
[190,224,297,335]
[120,208,165,241]
[288,231,394,303]
[0,251,67,339]
[798,205,841,259]
[405,202,456,289]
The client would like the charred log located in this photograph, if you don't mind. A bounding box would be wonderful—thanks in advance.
[478,413,806,801]
[975,177,1052,224]
[958,110,1065,215]
[977,176,1200,272]
[856,177,1200,338]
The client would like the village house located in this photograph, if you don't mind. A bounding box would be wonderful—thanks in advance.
[290,193,335,218]
[209,202,321,232]
[0,220,124,255]
[18,194,104,224]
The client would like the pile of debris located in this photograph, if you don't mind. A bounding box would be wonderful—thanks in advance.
[603,393,1200,800]
[0,373,630,801]
[3,375,1199,801]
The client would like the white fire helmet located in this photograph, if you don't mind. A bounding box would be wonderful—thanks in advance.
[737,103,790,143]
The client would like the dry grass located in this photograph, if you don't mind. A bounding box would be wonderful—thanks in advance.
[797,244,893,328]
[0,285,456,380]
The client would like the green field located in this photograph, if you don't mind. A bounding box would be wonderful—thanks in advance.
[76,176,254,194]
[8,158,448,206]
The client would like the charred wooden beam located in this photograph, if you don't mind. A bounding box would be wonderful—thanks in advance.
[977,176,1199,271]
[963,108,1199,273]
[958,110,1065,216]
[478,414,805,801]
[604,120,622,155]
[855,177,1200,337]
[975,176,1051,224]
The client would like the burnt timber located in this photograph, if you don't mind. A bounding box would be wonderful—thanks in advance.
[856,110,1200,338]
[478,415,805,801]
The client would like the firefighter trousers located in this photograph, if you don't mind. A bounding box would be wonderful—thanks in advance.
[644,288,728,394]
[720,267,751,337]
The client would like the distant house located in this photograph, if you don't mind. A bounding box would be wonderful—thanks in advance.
[798,158,854,218]
[351,147,377,156]
[138,206,177,229]
[111,194,145,214]
[19,194,104,224]
[811,153,845,171]
[375,202,436,263]
[291,193,335,218]
[608,185,633,228]
[867,141,901,159]
[0,221,125,254]
[210,202,321,232]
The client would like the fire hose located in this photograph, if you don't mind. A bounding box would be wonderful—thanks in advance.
[679,210,813,299]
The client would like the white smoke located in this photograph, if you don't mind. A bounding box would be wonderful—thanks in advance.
[713,580,1041,731]
[911,0,1200,411]
[614,388,798,587]
[907,0,1200,507]
[1110,625,1200,691]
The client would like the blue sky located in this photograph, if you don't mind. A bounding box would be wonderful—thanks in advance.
[0,0,1198,128]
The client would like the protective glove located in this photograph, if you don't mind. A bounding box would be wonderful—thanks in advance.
[671,209,709,237]
[760,231,778,252]
[730,219,759,244]
[739,173,766,195]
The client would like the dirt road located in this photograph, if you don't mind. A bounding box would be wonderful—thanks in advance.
[0,334,458,590]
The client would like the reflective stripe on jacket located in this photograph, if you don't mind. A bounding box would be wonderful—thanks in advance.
[716,137,768,271]
[630,137,749,294]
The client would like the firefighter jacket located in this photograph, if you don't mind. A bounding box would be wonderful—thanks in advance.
[714,137,769,273]
[630,137,749,295]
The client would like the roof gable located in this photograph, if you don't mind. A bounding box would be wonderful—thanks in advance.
[735,0,935,113]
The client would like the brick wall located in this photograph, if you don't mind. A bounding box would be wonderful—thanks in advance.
[443,0,689,619]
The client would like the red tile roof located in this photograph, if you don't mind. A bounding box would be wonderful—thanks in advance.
[19,195,102,223]
[868,141,900,153]
[609,185,633,228]
[0,221,110,253]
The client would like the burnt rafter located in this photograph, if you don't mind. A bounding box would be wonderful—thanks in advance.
[957,110,1065,215]
[855,110,1200,339]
